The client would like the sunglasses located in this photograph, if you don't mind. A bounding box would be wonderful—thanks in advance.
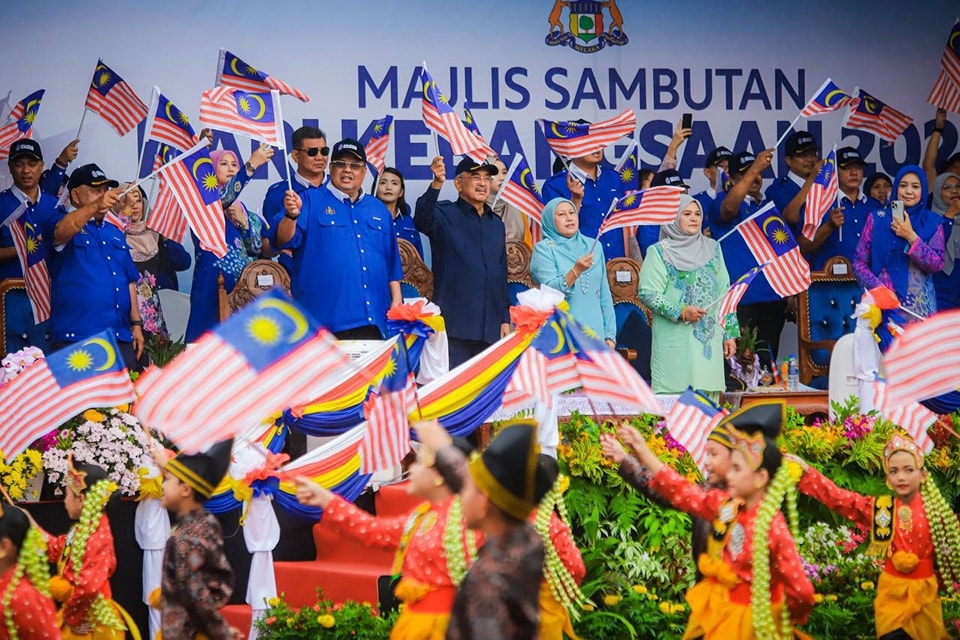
[298,146,329,157]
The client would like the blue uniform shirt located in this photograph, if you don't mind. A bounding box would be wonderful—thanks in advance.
[710,194,780,305]
[0,187,59,280]
[808,193,877,271]
[542,164,626,259]
[280,183,402,337]
[765,173,805,236]
[415,187,509,344]
[48,210,139,343]
[392,204,423,257]
[263,172,327,273]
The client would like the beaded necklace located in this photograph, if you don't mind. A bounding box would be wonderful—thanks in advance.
[534,481,587,620]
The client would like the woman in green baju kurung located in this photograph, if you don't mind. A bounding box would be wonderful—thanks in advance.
[638,195,739,397]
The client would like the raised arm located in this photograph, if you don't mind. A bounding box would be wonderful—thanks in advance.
[53,190,120,246]
[922,109,947,188]
[719,151,772,222]
[414,156,446,237]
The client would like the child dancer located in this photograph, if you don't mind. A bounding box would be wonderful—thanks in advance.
[157,439,238,639]
[601,421,734,581]
[790,433,960,639]
[603,402,814,639]
[46,459,131,639]
[0,504,59,639]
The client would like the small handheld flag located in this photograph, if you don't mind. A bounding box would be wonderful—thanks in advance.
[802,147,839,240]
[0,90,44,159]
[540,110,636,158]
[217,49,310,102]
[83,60,148,136]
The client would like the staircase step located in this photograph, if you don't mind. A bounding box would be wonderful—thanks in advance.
[222,604,252,638]
[312,519,396,566]
[274,560,388,609]
[374,481,423,517]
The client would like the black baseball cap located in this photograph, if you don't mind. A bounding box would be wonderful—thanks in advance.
[650,169,688,188]
[728,151,757,176]
[331,138,366,163]
[8,139,42,163]
[67,163,119,191]
[705,146,732,168]
[455,158,498,177]
[837,147,866,168]
[785,131,818,157]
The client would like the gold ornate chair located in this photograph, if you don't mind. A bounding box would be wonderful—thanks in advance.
[397,238,433,300]
[217,260,292,321]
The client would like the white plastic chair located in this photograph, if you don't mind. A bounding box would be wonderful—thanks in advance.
[157,289,190,342]
[828,333,859,420]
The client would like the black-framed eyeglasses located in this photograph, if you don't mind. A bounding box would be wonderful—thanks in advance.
[298,146,329,157]
[330,160,365,171]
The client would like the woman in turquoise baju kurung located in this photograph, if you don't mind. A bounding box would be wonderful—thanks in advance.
[639,195,739,396]
[530,197,616,344]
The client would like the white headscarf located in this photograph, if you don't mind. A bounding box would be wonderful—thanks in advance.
[657,194,717,271]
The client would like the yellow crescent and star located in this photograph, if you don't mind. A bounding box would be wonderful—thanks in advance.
[93,64,111,89]
[520,167,536,190]
[823,89,845,107]
[762,215,790,244]
[23,221,39,253]
[550,121,568,138]
[83,337,118,371]
[192,157,218,192]
[24,98,41,124]
[548,321,567,354]
[247,93,267,120]
[862,95,879,114]
[950,29,960,54]
[422,80,434,104]
[258,298,309,343]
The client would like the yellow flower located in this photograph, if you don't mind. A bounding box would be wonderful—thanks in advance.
[860,581,875,591]
[646,593,658,601]
[671,603,686,614]
[558,475,570,493]
[603,594,622,606]
[317,614,335,628]
[825,594,838,602]
[658,601,672,614]
[266,597,280,607]
[582,603,595,612]
[813,594,824,603]
[83,409,106,423]
[632,585,648,595]
[286,617,295,626]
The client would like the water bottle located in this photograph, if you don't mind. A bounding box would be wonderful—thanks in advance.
[787,354,799,391]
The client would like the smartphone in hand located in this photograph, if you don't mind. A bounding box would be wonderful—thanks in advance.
[681,113,693,129]
[891,199,905,222]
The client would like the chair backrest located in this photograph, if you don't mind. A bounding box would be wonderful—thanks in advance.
[796,255,861,386]
[605,257,652,325]
[157,289,190,342]
[506,241,534,305]
[217,259,292,321]
[398,238,433,300]
[0,278,48,356]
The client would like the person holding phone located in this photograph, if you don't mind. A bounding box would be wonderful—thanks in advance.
[852,165,945,322]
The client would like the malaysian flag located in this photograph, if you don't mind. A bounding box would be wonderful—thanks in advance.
[0,331,135,460]
[927,20,960,114]
[364,115,393,175]
[614,138,640,191]
[83,60,147,136]
[505,308,661,413]
[844,88,914,144]
[665,388,728,471]
[733,203,811,296]
[598,186,686,233]
[3,204,51,322]
[540,110,636,158]
[499,154,545,228]
[420,66,487,159]
[146,175,188,243]
[216,49,310,102]
[159,140,227,258]
[717,167,732,194]
[200,86,283,146]
[143,88,197,154]
[0,90,44,160]
[716,265,766,328]
[802,147,838,240]
[462,103,496,160]
[872,376,936,452]
[801,78,858,117]
[882,309,960,406]
[360,339,416,474]
[134,289,353,453]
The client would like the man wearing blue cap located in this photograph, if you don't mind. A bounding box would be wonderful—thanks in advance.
[693,146,733,218]
[766,131,820,233]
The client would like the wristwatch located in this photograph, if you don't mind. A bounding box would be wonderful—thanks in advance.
[245,161,255,174]
[130,319,143,327]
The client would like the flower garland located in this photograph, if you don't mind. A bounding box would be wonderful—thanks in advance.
[533,477,588,620]
[443,496,478,586]
[67,479,124,631]
[921,477,960,592]
[750,460,802,640]
[3,526,51,640]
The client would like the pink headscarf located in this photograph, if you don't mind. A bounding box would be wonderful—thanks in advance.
[209,149,239,188]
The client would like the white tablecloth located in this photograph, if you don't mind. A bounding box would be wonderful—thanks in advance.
[489,391,679,422]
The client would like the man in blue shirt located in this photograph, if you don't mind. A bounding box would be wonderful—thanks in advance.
[49,164,143,370]
[277,138,402,339]
[0,140,61,279]
[715,149,790,360]
[804,147,877,271]
[415,157,510,368]
[765,131,820,234]
[541,146,626,259]
[693,146,732,224]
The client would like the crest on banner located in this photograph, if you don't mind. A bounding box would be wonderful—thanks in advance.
[545,0,628,53]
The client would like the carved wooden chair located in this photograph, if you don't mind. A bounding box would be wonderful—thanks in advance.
[796,255,860,387]
[217,260,292,321]
[506,241,535,305]
[398,238,433,300]
[605,258,653,378]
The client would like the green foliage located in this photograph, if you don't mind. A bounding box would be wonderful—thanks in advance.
[254,592,395,639]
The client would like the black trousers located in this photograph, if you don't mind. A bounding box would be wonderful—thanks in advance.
[333,325,383,340]
[448,337,492,370]
[737,299,788,362]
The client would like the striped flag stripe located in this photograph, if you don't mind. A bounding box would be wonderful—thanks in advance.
[943,44,960,88]
[146,178,188,243]
[500,182,544,224]
[883,310,960,405]
[7,217,51,322]
[164,157,228,258]
[541,110,636,158]
[599,186,685,233]
[199,87,282,146]
[740,223,810,296]
[873,378,936,452]
[927,71,960,113]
